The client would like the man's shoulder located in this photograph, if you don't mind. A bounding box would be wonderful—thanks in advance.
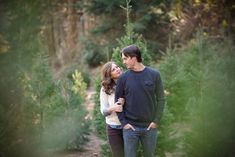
[146,66,160,75]
[117,70,129,83]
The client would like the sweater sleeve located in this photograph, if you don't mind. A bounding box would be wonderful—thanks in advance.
[154,72,165,124]
[115,76,128,127]
[100,87,111,116]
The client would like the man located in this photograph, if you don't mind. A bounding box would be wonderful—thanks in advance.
[115,44,165,157]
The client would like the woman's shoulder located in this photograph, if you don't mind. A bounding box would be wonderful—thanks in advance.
[100,86,105,93]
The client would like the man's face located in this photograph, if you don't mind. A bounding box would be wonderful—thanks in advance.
[121,53,135,69]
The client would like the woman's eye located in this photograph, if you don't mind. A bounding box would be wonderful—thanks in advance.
[112,67,117,72]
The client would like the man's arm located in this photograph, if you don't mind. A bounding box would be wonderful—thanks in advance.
[115,76,128,127]
[154,72,165,124]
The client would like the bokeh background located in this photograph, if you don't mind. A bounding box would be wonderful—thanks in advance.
[0,0,235,157]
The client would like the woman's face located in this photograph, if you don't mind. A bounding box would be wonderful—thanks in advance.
[110,63,122,80]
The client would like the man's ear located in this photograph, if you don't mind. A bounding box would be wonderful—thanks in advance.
[132,56,137,61]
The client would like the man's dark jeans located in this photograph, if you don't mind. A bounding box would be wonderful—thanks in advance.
[123,126,157,157]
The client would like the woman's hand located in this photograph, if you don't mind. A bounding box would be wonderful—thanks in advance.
[110,103,123,112]
[117,97,125,105]
[108,97,125,113]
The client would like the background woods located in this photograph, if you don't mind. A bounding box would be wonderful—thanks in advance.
[0,0,235,157]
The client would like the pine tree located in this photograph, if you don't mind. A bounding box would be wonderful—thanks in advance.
[111,0,152,68]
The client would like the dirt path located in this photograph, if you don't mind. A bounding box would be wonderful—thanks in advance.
[56,132,102,157]
[76,87,104,157]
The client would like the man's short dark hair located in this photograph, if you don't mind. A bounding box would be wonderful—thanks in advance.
[121,44,142,62]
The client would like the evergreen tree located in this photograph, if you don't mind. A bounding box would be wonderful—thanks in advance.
[158,34,235,157]
[111,0,152,67]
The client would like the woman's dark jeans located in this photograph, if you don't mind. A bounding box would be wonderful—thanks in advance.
[106,125,124,157]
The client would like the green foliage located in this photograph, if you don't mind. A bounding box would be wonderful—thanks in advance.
[80,38,106,67]
[1,0,93,156]
[92,77,106,139]
[156,106,176,157]
[157,35,235,157]
[78,0,235,63]
[112,23,152,68]
[72,70,87,98]
[183,39,235,157]
[60,63,92,89]
[111,0,152,67]
[76,0,171,59]
[78,0,125,15]
[0,1,48,156]
[100,144,112,157]
[21,53,90,154]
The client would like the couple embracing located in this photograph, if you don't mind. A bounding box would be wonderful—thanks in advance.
[100,45,165,157]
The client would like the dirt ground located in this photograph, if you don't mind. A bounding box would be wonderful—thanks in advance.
[55,132,103,157]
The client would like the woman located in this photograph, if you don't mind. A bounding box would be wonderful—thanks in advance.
[100,61,124,157]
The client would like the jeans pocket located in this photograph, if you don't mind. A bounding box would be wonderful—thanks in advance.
[123,127,135,132]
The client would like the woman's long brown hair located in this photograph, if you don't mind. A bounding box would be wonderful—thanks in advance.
[101,61,116,95]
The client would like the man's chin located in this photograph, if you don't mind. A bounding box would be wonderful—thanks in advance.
[125,65,131,69]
